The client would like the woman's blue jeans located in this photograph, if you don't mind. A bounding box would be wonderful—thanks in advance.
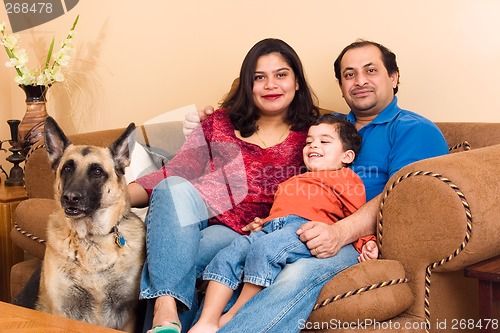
[139,177,240,331]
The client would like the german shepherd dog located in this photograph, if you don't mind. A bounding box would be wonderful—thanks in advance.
[36,117,145,332]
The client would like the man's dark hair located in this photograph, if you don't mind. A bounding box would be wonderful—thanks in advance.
[312,114,362,158]
[333,39,400,95]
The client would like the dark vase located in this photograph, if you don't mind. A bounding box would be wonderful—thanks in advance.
[18,84,49,149]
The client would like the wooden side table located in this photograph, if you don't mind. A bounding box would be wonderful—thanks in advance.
[0,179,28,303]
[464,255,500,333]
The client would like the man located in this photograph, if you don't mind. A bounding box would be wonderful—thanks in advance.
[182,39,448,332]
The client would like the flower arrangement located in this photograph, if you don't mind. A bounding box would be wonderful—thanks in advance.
[0,15,79,87]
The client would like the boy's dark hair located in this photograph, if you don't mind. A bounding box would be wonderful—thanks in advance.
[312,114,362,158]
[333,39,400,95]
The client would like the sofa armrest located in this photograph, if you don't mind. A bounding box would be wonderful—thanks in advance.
[378,144,500,269]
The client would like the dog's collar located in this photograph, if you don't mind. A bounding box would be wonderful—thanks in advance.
[111,225,126,247]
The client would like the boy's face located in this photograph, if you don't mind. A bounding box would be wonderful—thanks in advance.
[303,123,353,171]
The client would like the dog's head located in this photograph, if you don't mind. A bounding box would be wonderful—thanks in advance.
[44,116,136,221]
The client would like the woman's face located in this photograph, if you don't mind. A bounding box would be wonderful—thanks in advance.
[252,52,298,117]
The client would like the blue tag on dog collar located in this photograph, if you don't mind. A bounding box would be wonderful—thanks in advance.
[115,235,126,247]
[112,226,126,247]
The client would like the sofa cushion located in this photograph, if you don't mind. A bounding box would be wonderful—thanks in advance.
[11,198,56,259]
[10,258,41,302]
[308,259,413,325]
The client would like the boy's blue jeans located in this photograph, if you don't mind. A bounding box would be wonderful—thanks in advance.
[203,215,319,289]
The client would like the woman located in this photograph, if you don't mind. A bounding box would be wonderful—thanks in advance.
[127,38,319,333]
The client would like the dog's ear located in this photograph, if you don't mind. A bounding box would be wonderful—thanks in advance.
[44,116,72,171]
[109,122,136,176]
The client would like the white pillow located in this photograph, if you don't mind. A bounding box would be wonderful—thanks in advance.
[125,141,159,184]
[125,141,158,221]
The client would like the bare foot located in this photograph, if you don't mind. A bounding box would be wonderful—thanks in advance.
[188,321,218,333]
[147,296,181,333]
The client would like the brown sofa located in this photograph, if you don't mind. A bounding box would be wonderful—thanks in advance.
[10,119,500,332]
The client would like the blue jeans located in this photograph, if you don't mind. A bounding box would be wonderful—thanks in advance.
[140,177,359,332]
[139,177,240,331]
[203,215,313,289]
[217,244,359,333]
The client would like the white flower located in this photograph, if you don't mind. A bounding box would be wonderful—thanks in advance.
[51,68,65,82]
[1,15,79,87]
[14,72,35,85]
[53,46,73,67]
[1,34,19,49]
[6,48,28,68]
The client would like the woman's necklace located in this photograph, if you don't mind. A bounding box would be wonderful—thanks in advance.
[255,125,290,148]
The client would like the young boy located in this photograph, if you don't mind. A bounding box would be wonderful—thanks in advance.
[189,114,377,333]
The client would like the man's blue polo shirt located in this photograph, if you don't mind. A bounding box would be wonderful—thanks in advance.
[343,97,449,201]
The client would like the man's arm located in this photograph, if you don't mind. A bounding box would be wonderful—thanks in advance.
[296,194,381,258]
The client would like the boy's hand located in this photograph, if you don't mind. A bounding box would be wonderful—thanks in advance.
[242,217,265,232]
[358,240,379,262]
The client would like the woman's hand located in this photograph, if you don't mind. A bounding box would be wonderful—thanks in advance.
[127,182,149,208]
[296,221,347,259]
[242,217,265,232]
[182,105,214,137]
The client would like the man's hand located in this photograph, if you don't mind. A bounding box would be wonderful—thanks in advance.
[296,222,347,259]
[242,217,265,232]
[182,105,215,137]
[358,240,379,262]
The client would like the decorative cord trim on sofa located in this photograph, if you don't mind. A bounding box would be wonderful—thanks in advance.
[448,140,471,153]
[312,277,409,311]
[15,141,49,245]
[22,140,47,190]
[23,141,46,170]
[14,222,46,244]
[378,171,473,333]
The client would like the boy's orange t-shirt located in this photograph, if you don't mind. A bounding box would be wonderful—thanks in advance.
[262,169,375,253]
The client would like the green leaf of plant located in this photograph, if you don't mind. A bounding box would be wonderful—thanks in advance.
[45,37,55,70]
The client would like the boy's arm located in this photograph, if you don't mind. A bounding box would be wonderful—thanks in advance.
[297,194,381,258]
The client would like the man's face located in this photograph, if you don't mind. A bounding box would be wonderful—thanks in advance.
[339,45,398,118]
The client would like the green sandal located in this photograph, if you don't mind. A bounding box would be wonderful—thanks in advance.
[151,321,181,333]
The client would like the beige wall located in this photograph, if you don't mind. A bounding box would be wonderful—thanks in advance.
[1,0,499,142]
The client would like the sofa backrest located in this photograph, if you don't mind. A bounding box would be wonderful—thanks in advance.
[436,122,500,150]
[23,121,500,200]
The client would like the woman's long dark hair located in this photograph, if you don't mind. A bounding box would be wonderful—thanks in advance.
[221,38,319,137]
